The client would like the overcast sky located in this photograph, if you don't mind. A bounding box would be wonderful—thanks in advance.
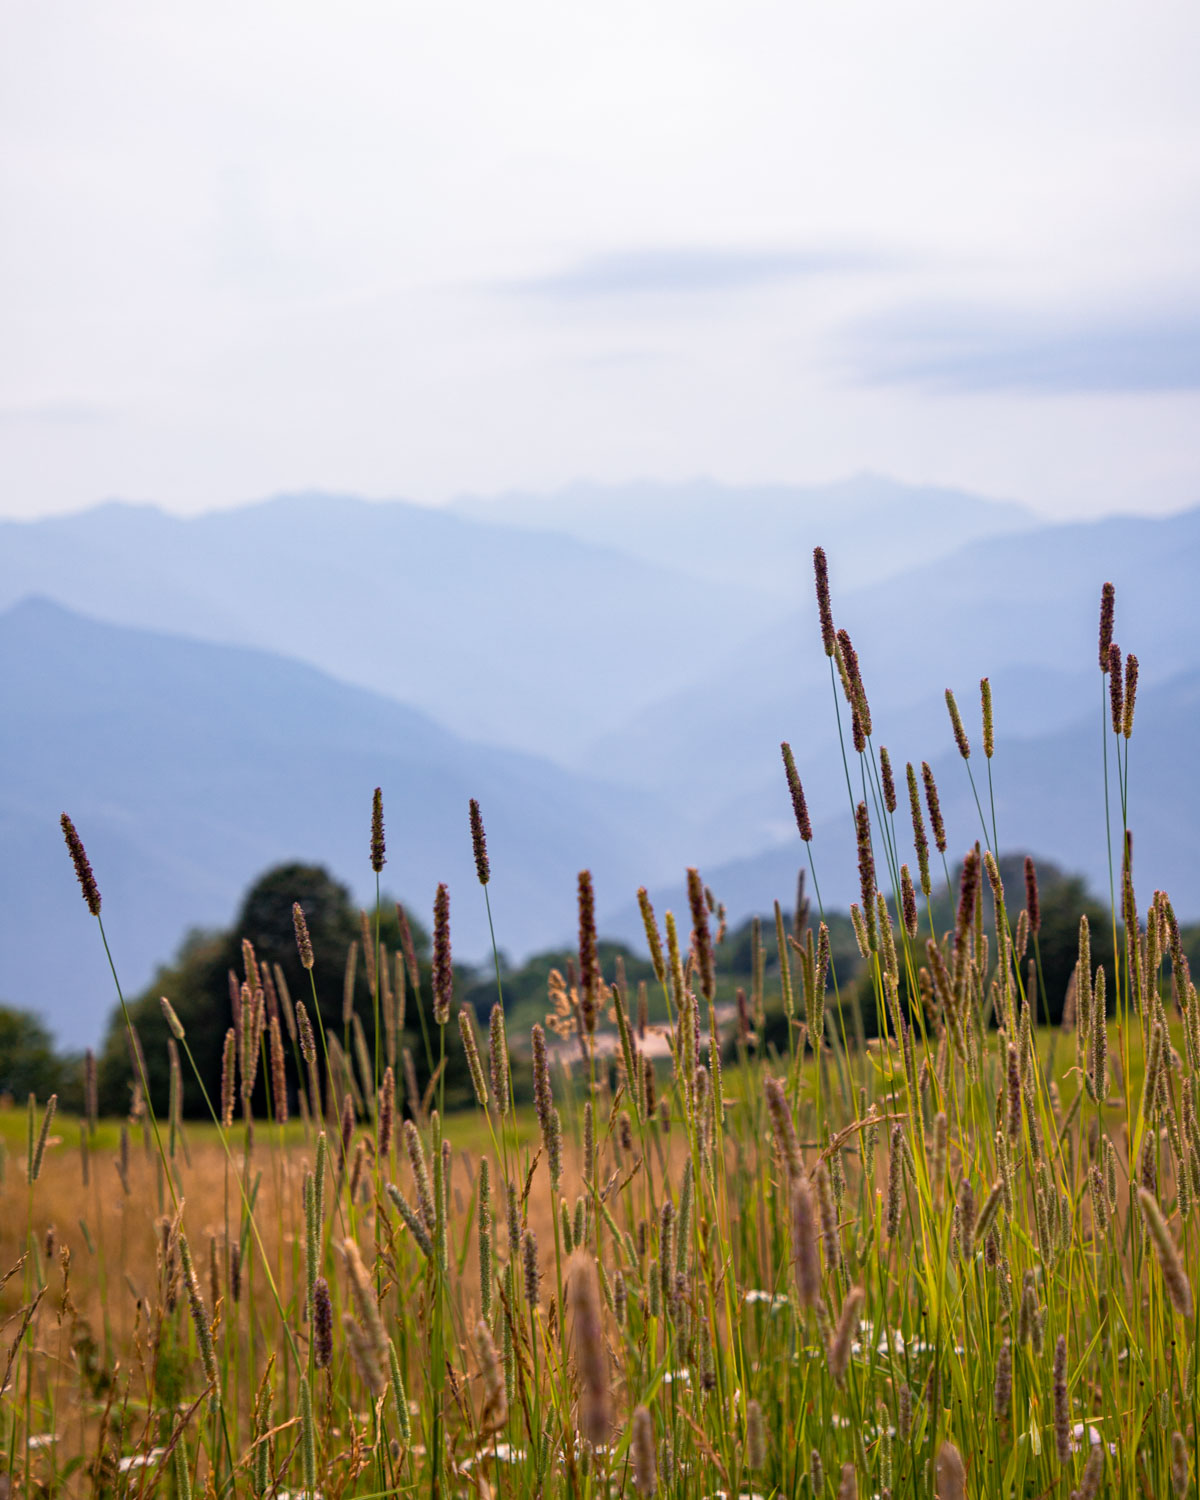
[3,2,1199,520]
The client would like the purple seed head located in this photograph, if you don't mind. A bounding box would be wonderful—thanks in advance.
[370,787,386,873]
[1023,855,1040,934]
[432,883,452,1024]
[61,814,101,916]
[780,742,813,841]
[945,688,970,759]
[922,762,947,853]
[1122,653,1139,738]
[1099,581,1115,670]
[468,798,490,885]
[879,745,897,813]
[813,546,836,656]
[1108,643,1124,732]
[293,901,315,969]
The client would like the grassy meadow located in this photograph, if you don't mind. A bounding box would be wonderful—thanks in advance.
[1,556,1197,1499]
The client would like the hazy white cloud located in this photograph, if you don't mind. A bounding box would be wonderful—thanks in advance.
[508,243,904,298]
[2,1,1200,519]
[850,303,1200,394]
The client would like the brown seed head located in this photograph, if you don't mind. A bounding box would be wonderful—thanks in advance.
[1099,581,1115,670]
[855,802,877,951]
[578,870,599,1031]
[954,848,981,953]
[836,628,871,738]
[945,688,970,759]
[1108,643,1123,731]
[1053,1334,1070,1464]
[764,1074,800,1179]
[922,762,947,853]
[745,1398,766,1470]
[1123,652,1139,737]
[687,867,716,1002]
[567,1250,610,1446]
[980,676,995,759]
[432,883,452,1024]
[458,1008,488,1109]
[879,744,897,813]
[637,888,666,984]
[780,742,813,841]
[489,1002,510,1116]
[292,901,314,969]
[395,903,421,995]
[827,1285,864,1385]
[220,1029,236,1129]
[370,787,385,873]
[378,1065,395,1155]
[474,1317,507,1430]
[1138,1187,1194,1317]
[900,864,919,940]
[632,1404,657,1496]
[814,546,836,655]
[994,1338,1012,1420]
[935,1441,966,1500]
[61,814,101,915]
[468,798,490,885]
[1022,855,1040,934]
[790,1174,821,1307]
[907,762,932,895]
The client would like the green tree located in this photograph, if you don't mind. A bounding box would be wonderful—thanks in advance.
[96,862,480,1119]
[0,1003,63,1101]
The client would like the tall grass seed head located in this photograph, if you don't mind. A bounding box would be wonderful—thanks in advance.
[631,1404,657,1496]
[827,1285,864,1386]
[922,761,947,853]
[1098,580,1115,668]
[567,1250,610,1446]
[1053,1333,1070,1464]
[1123,651,1139,737]
[468,796,490,884]
[836,628,871,738]
[814,546,836,656]
[854,802,877,949]
[432,882,452,1023]
[313,1276,333,1367]
[780,742,813,841]
[1108,642,1124,731]
[687,866,716,1002]
[637,886,666,985]
[945,687,970,758]
[488,1001,511,1115]
[879,743,897,812]
[1138,1187,1193,1317]
[458,1007,488,1109]
[370,786,385,872]
[61,813,101,915]
[935,1442,965,1500]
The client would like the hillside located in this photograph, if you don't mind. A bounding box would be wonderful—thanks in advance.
[0,598,681,1044]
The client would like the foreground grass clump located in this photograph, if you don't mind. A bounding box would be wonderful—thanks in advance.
[2,559,1198,1498]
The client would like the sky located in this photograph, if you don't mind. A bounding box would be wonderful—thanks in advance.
[3,2,1200,521]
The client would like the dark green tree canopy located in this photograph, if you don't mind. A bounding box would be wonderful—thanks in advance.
[0,1003,64,1101]
[97,862,450,1118]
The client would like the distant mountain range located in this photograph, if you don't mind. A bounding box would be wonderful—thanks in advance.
[579,502,1200,864]
[0,598,683,1045]
[451,474,1037,599]
[606,666,1200,949]
[3,477,1197,1045]
[0,490,787,763]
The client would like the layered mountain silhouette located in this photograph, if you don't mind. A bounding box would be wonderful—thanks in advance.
[0,598,682,1044]
[3,479,1196,1043]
